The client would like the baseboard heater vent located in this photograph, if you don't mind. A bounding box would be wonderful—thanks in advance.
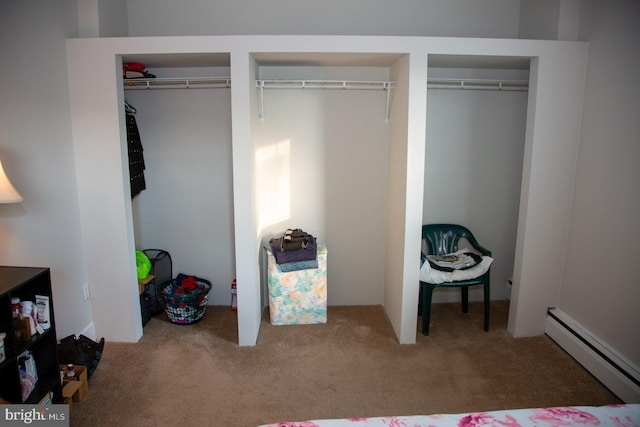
[545,308,640,403]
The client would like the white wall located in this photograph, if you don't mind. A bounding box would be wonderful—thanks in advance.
[423,68,528,303]
[559,0,640,369]
[0,1,94,340]
[507,44,589,338]
[99,0,128,37]
[233,50,263,346]
[385,53,428,344]
[519,0,582,41]
[78,0,128,37]
[126,0,520,38]
[519,0,560,40]
[127,67,235,306]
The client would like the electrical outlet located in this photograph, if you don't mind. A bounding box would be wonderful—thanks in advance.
[82,283,90,301]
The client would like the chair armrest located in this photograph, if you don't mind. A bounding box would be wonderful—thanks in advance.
[465,235,492,257]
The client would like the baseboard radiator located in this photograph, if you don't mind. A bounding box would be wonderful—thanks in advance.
[545,308,640,403]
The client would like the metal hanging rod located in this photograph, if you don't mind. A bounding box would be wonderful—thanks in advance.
[256,79,395,90]
[255,79,395,124]
[123,76,231,90]
[427,78,528,91]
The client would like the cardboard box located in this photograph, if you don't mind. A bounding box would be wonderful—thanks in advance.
[62,381,81,413]
[138,274,155,294]
[38,391,53,406]
[60,365,88,402]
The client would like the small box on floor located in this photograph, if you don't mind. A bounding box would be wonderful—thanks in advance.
[62,382,81,414]
[60,364,88,402]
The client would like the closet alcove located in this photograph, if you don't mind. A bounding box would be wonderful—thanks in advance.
[67,35,588,346]
[424,54,530,305]
[251,52,405,308]
[122,53,235,307]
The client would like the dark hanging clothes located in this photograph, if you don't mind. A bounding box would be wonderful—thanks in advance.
[126,113,146,198]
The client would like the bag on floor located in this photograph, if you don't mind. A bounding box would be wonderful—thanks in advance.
[58,334,105,379]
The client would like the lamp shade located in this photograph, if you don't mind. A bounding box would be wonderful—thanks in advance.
[0,159,23,203]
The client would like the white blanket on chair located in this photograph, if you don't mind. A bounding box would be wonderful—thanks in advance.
[420,248,493,284]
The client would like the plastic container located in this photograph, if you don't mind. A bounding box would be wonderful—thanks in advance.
[11,297,21,319]
[20,301,37,335]
[66,364,75,378]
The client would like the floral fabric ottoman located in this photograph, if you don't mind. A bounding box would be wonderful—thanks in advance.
[266,244,327,325]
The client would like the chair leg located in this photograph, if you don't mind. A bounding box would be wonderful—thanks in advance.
[422,284,435,336]
[484,282,490,332]
[461,287,469,313]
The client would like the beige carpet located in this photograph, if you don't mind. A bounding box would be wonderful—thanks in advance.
[70,301,620,427]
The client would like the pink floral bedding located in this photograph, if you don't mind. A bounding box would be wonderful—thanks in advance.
[259,404,640,427]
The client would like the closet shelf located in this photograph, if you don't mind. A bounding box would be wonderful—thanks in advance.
[255,79,396,124]
[427,78,528,91]
[123,77,231,90]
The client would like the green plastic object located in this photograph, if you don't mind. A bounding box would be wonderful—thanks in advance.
[419,224,492,336]
[136,249,151,280]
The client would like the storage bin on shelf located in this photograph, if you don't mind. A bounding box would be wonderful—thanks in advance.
[157,276,211,325]
[265,244,327,325]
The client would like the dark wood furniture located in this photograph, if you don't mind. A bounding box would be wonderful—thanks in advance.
[0,267,62,403]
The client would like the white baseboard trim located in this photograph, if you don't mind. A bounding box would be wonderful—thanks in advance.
[545,308,640,403]
[79,322,96,341]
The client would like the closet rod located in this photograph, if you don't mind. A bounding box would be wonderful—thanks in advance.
[255,79,395,124]
[123,77,231,90]
[427,78,528,91]
[256,79,395,90]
